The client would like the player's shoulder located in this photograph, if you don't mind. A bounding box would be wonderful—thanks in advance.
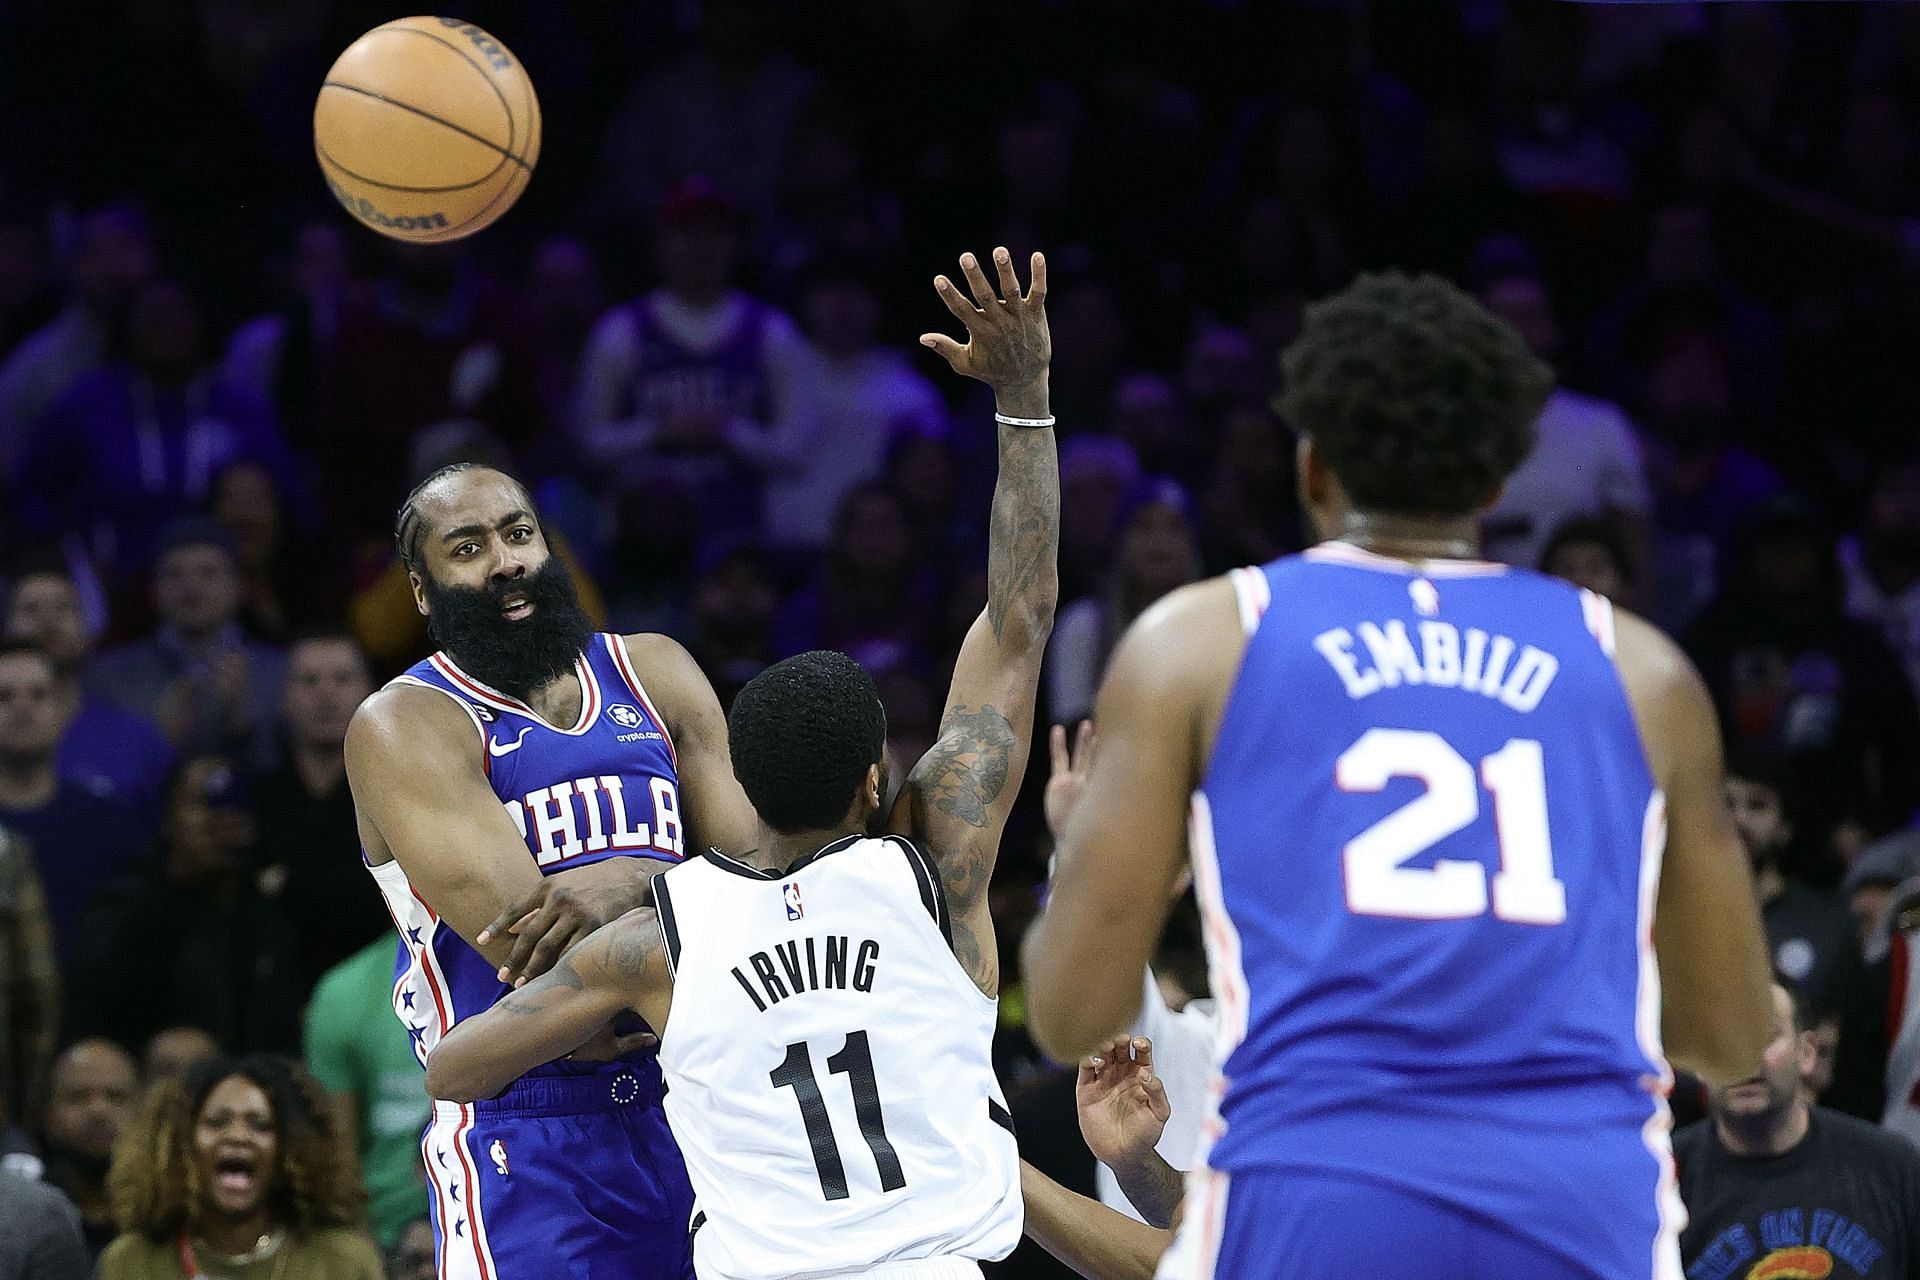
[1607,603,1712,711]
[1130,575,1243,651]
[346,678,481,762]
[614,630,697,673]
[1108,575,1246,700]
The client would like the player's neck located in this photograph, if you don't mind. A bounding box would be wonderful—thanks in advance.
[746,824,859,874]
[0,754,56,811]
[1715,1100,1811,1158]
[520,668,584,726]
[1333,510,1483,563]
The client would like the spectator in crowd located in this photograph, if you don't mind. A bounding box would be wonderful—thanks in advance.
[303,936,429,1251]
[210,461,334,646]
[1841,455,1920,706]
[1539,515,1636,603]
[683,537,779,712]
[88,521,287,768]
[597,0,817,222]
[37,1039,139,1261]
[386,1218,434,1280]
[574,178,819,539]
[1725,748,1858,1016]
[1677,983,1920,1280]
[99,1054,382,1279]
[0,206,155,475]
[1196,403,1298,574]
[523,235,606,441]
[0,830,56,1141]
[140,1029,217,1085]
[774,482,943,659]
[1845,830,1920,947]
[0,210,55,360]
[887,422,980,568]
[1478,266,1652,585]
[70,755,299,1055]
[1057,437,1141,604]
[18,279,294,582]
[5,560,173,808]
[317,240,541,546]
[1637,338,1786,630]
[1047,480,1202,727]
[221,220,357,453]
[766,258,945,549]
[0,1169,91,1280]
[250,633,380,993]
[1109,372,1196,489]
[1687,496,1920,867]
[0,642,144,973]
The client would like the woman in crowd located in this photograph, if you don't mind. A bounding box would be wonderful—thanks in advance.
[1046,478,1203,726]
[98,1053,381,1280]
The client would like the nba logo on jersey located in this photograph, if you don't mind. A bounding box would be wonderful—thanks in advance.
[490,1139,509,1176]
[783,883,804,920]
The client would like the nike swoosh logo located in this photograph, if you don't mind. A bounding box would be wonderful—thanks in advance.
[488,727,534,757]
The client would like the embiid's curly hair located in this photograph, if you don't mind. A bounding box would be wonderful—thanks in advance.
[108,1054,363,1243]
[1277,271,1552,516]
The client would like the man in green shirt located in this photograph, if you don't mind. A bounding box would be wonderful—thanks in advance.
[303,936,430,1247]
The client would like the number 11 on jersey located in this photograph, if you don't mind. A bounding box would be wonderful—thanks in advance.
[770,1030,907,1202]
[1337,728,1568,926]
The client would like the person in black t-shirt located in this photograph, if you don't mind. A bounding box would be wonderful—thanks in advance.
[1725,748,1858,1017]
[1676,982,1920,1280]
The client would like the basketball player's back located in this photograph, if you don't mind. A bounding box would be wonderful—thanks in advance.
[1194,545,1674,1274]
[1026,273,1773,1280]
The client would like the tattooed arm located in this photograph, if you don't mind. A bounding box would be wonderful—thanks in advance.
[891,248,1058,997]
[424,907,671,1102]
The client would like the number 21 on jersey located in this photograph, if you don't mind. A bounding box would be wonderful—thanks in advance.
[1337,728,1567,925]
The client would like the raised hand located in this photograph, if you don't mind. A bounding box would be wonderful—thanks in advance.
[1044,720,1098,842]
[1075,1033,1172,1171]
[920,248,1050,419]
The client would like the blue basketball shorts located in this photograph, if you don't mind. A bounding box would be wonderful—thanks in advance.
[422,1057,695,1280]
[1155,1165,1683,1280]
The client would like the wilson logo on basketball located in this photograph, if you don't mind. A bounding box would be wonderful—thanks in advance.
[436,18,514,71]
[1749,1247,1833,1280]
[322,178,449,233]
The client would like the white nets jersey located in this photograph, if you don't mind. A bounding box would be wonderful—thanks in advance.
[652,835,1022,1280]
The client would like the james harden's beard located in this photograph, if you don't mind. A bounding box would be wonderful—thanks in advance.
[424,558,592,700]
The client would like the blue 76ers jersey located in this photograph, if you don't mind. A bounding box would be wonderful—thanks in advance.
[367,634,684,1075]
[1189,544,1683,1273]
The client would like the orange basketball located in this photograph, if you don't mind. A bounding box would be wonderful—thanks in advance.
[313,17,541,243]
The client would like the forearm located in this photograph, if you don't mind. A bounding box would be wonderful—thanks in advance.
[1020,1161,1170,1280]
[983,390,1061,649]
[425,960,616,1101]
[1106,1152,1184,1230]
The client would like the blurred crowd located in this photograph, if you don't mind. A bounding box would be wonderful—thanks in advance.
[3,0,1920,1274]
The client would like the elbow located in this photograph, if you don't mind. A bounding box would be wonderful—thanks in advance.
[423,1051,483,1104]
[1002,597,1058,655]
[1022,962,1120,1065]
[1679,1032,1771,1091]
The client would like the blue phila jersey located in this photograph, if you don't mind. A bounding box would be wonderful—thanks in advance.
[1193,544,1679,1241]
[367,634,684,1074]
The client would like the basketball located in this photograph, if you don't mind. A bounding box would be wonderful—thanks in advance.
[313,17,541,243]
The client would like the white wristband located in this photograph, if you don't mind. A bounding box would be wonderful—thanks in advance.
[994,412,1056,429]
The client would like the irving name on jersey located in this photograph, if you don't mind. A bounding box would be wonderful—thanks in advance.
[730,933,881,1014]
